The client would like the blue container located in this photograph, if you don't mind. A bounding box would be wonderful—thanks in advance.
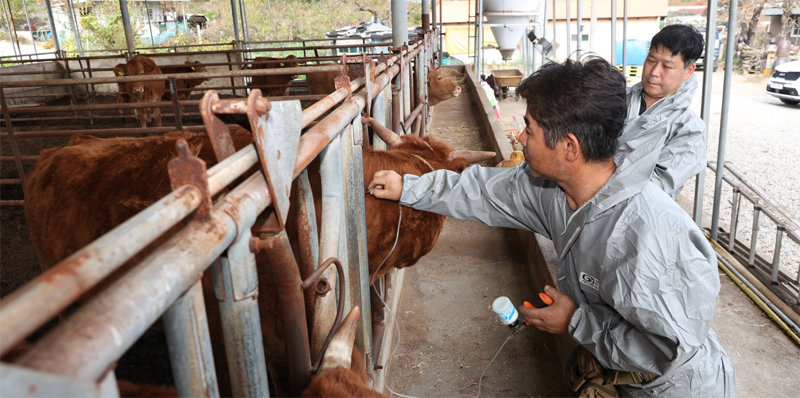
[615,39,650,65]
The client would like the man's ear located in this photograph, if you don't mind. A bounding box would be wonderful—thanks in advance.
[683,63,696,81]
[563,133,581,162]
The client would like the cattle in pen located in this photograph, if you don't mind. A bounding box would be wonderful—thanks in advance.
[116,55,166,128]
[158,60,209,100]
[248,55,300,96]
[22,117,494,395]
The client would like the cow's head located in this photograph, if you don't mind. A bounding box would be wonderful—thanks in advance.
[186,60,209,82]
[428,68,462,106]
[265,55,300,79]
[113,63,127,77]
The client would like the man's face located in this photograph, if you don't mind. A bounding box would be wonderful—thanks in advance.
[518,111,562,179]
[641,45,695,101]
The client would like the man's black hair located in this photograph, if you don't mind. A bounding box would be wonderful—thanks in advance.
[649,24,704,67]
[517,56,626,162]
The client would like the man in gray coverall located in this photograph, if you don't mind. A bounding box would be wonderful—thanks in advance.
[367,57,735,397]
[622,24,706,199]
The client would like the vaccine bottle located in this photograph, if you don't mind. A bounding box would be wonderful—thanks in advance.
[492,296,524,332]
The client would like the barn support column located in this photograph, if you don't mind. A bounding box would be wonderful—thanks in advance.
[65,0,84,56]
[118,0,136,57]
[44,0,61,56]
[229,0,241,46]
[695,0,718,226]
[611,0,616,65]
[0,0,20,57]
[622,0,628,75]
[576,0,582,54]
[391,0,408,46]
[422,0,430,32]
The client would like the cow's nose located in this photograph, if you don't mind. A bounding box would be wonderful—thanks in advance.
[453,86,462,96]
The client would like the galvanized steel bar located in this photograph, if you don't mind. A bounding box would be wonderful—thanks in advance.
[622,0,627,74]
[748,206,761,268]
[710,0,738,241]
[312,133,344,359]
[566,0,571,56]
[163,281,220,398]
[341,115,373,370]
[391,0,408,46]
[212,240,269,397]
[576,0,582,54]
[105,10,131,51]
[695,0,718,225]
[15,172,268,380]
[21,0,38,57]
[728,188,741,252]
[230,0,241,44]
[610,0,616,64]
[771,227,785,285]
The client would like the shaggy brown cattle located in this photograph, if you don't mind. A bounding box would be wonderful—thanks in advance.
[119,55,166,128]
[158,60,209,100]
[112,63,129,109]
[248,55,299,96]
[23,120,494,395]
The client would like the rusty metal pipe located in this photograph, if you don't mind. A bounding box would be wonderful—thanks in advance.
[256,231,312,396]
[403,102,424,135]
[300,257,346,372]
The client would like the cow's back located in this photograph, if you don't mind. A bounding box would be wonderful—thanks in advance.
[24,131,252,270]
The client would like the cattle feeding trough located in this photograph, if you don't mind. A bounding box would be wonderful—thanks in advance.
[0,37,493,396]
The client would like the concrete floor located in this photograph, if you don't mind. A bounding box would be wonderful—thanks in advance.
[384,78,800,397]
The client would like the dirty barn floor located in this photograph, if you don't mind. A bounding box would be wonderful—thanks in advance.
[381,89,567,397]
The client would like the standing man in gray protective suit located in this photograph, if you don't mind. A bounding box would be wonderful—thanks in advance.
[621,24,707,199]
[367,57,735,397]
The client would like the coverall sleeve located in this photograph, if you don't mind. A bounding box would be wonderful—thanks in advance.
[652,114,707,199]
[568,207,719,375]
[399,164,553,237]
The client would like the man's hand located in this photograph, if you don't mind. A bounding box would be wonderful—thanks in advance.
[518,285,578,334]
[367,170,403,201]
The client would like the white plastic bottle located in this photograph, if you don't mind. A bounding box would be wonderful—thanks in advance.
[492,296,520,328]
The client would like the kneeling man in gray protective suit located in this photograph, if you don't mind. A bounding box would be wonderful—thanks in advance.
[367,57,735,397]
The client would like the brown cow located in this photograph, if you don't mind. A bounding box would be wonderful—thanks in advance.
[121,55,166,128]
[248,55,299,96]
[23,122,493,395]
[306,65,462,106]
[159,60,209,100]
[112,63,129,114]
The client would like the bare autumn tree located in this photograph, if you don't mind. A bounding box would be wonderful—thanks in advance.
[741,0,767,44]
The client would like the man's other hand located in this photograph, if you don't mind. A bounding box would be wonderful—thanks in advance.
[519,285,578,334]
[367,170,403,201]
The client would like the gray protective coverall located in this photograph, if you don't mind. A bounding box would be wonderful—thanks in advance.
[398,118,735,397]
[621,74,707,199]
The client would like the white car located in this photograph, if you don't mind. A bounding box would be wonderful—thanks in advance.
[766,60,800,105]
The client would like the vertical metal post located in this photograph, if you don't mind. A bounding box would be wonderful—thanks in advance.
[1,0,19,57]
[230,0,241,44]
[476,0,484,77]
[576,0,582,54]
[747,206,761,268]
[212,236,270,397]
[143,1,155,48]
[622,0,628,76]
[169,78,183,130]
[728,189,741,252]
[695,0,718,225]
[341,116,373,372]
[710,0,738,241]
[44,0,61,56]
[552,0,557,52]
[431,0,437,37]
[422,0,430,32]
[65,0,84,56]
[611,0,616,65]
[118,0,136,57]
[438,0,443,67]
[391,0,408,46]
[770,227,785,285]
[22,0,38,56]
[239,0,250,44]
[566,0,571,56]
[163,282,220,398]
[0,88,26,184]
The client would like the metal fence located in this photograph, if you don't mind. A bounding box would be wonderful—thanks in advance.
[0,35,435,396]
